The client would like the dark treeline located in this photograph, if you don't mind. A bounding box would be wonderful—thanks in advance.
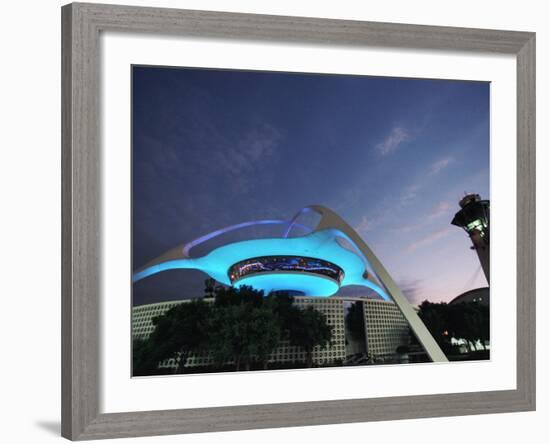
[133,283,333,375]
[344,299,490,362]
[416,300,490,358]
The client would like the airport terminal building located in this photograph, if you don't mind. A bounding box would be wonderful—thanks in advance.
[132,296,410,369]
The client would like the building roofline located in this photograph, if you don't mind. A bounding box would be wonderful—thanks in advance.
[133,295,398,310]
[449,286,490,304]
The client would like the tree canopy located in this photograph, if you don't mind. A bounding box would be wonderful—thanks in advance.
[288,305,333,368]
[345,301,365,342]
[416,300,489,355]
[133,283,334,374]
[208,285,281,371]
[146,299,211,373]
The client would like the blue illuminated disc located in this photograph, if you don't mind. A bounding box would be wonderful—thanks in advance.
[233,272,340,297]
[133,225,391,301]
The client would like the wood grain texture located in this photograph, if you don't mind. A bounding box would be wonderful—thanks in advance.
[61,2,536,440]
[75,2,532,53]
[62,3,101,439]
[77,389,532,440]
[516,35,536,409]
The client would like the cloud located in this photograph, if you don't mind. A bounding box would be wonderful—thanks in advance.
[215,124,282,177]
[397,279,424,305]
[375,127,410,156]
[354,215,376,235]
[428,201,452,219]
[133,120,285,258]
[394,223,418,233]
[394,201,452,233]
[350,182,421,237]
[405,227,453,253]
[391,158,453,210]
[429,157,454,175]
[399,183,421,206]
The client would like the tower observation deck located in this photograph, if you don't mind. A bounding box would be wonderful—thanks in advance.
[451,193,490,284]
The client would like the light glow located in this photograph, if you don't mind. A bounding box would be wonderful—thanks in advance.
[134,219,390,300]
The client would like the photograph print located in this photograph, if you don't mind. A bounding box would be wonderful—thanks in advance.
[131,65,490,376]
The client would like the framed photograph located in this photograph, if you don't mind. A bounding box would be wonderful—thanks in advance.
[61,2,535,440]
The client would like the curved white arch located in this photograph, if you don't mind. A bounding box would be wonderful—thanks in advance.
[133,205,447,362]
[135,219,310,274]
[183,219,311,257]
[305,205,448,362]
[283,206,317,238]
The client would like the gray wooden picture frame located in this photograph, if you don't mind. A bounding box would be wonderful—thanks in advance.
[61,2,536,440]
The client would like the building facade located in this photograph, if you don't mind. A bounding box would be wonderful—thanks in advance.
[269,297,346,365]
[132,298,214,369]
[133,299,188,340]
[362,299,410,359]
[133,205,446,362]
[132,295,410,369]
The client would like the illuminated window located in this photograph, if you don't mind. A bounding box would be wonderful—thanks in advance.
[228,256,344,284]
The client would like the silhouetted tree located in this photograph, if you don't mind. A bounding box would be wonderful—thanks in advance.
[132,286,336,374]
[132,338,160,376]
[213,284,264,308]
[288,306,333,367]
[345,301,365,342]
[148,299,212,373]
[417,300,451,349]
[204,278,217,299]
[478,303,490,347]
[417,300,490,355]
[448,302,490,351]
[209,286,280,370]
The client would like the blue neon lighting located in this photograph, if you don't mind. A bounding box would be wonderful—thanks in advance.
[133,227,390,300]
[234,273,339,298]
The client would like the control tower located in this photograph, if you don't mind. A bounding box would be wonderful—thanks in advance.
[451,194,490,284]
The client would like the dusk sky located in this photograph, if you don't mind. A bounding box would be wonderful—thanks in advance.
[132,66,489,307]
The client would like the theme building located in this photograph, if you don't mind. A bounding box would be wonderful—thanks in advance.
[133,205,446,362]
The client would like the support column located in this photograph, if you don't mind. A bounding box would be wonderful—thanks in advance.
[309,205,448,363]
